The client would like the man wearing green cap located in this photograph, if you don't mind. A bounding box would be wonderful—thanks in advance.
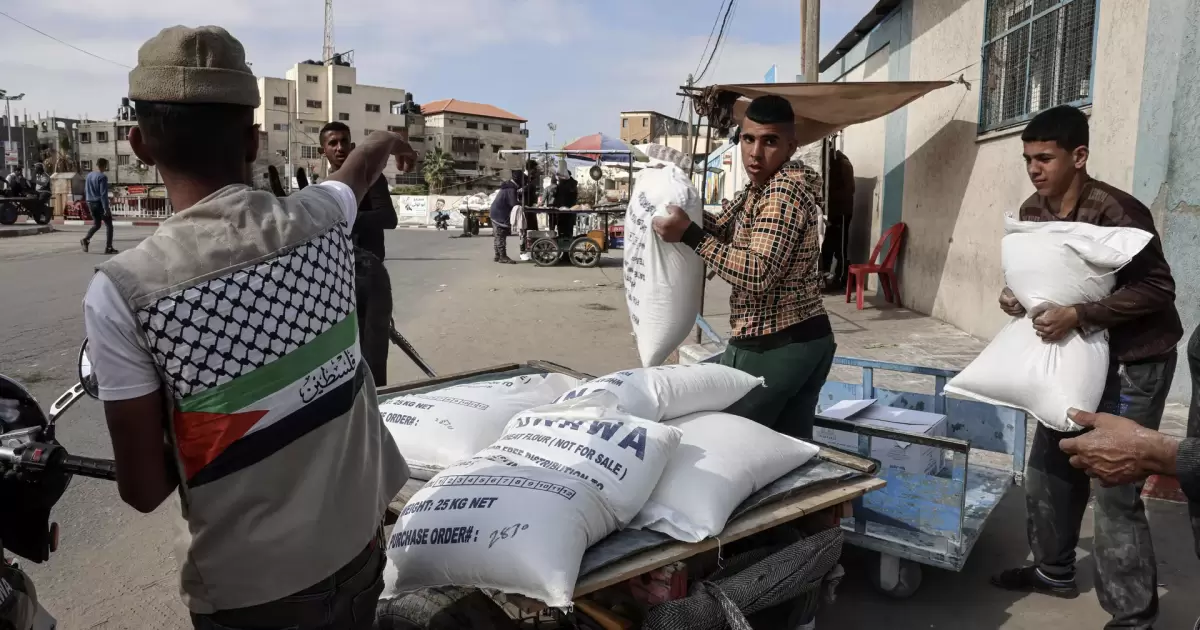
[80,25,416,629]
[654,95,834,440]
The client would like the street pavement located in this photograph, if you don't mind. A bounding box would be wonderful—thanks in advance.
[1,225,1196,629]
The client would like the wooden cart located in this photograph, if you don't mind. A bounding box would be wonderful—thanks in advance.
[377,361,885,628]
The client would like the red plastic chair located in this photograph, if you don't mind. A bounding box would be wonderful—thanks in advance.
[846,222,906,310]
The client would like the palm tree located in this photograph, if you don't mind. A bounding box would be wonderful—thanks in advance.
[44,135,75,174]
[422,148,455,194]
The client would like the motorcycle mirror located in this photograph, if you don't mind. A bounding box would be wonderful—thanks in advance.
[78,340,98,400]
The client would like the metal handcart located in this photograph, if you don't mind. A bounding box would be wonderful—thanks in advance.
[814,357,1028,598]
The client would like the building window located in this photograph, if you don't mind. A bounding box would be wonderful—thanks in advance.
[306,99,322,109]
[272,123,288,131]
[337,85,353,94]
[276,149,287,158]
[502,126,513,133]
[117,154,131,166]
[338,113,350,121]
[273,96,287,106]
[97,131,109,143]
[387,125,404,132]
[79,160,91,171]
[301,145,322,159]
[306,75,319,83]
[365,103,380,113]
[307,125,321,134]
[79,132,91,144]
[465,121,478,130]
[622,119,629,128]
[980,0,1097,132]
[482,123,489,131]
[492,144,502,153]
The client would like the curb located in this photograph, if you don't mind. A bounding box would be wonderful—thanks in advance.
[45,219,158,227]
[1142,474,1188,503]
[0,225,55,238]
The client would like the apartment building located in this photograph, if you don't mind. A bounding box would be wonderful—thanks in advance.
[420,98,528,184]
[255,55,425,186]
[77,99,283,191]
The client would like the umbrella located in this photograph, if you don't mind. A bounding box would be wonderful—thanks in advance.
[561,133,648,163]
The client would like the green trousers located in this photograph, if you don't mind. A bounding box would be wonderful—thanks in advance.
[720,334,836,440]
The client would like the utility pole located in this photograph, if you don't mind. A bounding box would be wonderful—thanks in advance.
[800,0,820,82]
[685,73,695,176]
[1,89,25,174]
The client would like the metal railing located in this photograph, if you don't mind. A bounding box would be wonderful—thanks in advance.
[109,196,173,219]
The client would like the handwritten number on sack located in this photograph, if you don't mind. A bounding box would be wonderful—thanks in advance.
[488,523,529,549]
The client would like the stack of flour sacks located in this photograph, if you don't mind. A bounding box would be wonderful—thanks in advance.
[378,363,822,608]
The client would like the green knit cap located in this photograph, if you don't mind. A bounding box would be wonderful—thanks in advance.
[128,25,260,107]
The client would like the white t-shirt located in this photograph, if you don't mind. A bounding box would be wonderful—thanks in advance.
[83,181,358,402]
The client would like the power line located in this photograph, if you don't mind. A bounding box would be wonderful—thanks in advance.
[692,0,730,78]
[695,0,737,83]
[0,10,131,69]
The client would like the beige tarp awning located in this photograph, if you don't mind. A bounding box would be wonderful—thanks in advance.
[686,80,953,146]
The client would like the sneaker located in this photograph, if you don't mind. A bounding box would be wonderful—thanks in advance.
[80,238,89,252]
[990,566,1078,599]
[519,253,531,262]
[103,248,119,255]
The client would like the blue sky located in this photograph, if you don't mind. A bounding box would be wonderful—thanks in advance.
[2,0,879,148]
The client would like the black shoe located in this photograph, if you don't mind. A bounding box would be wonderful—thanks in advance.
[990,566,1079,599]
[103,247,119,255]
[496,256,517,265]
[80,238,89,252]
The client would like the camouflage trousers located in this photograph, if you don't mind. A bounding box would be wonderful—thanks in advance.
[1026,351,1176,630]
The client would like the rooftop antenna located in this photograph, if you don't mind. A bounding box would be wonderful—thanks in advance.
[322,0,335,65]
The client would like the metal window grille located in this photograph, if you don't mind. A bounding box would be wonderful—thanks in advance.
[980,0,1097,132]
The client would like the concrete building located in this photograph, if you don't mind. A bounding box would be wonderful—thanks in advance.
[420,98,529,185]
[822,0,1200,401]
[254,55,425,187]
[619,110,720,162]
[1,116,43,176]
[76,101,155,187]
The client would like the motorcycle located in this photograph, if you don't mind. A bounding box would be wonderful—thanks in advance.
[1,341,116,630]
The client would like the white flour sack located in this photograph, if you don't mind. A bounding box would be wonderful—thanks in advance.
[379,373,582,479]
[946,218,1153,431]
[481,400,683,524]
[629,412,820,542]
[624,165,704,367]
[384,457,618,608]
[554,363,764,422]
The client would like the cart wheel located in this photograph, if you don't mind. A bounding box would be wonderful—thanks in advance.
[530,238,561,267]
[32,207,51,225]
[568,236,601,268]
[867,552,922,599]
[376,587,519,630]
[0,204,17,225]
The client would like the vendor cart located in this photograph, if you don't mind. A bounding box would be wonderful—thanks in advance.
[522,206,625,268]
[377,361,885,629]
[0,194,52,225]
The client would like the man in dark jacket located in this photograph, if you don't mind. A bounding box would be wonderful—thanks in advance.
[320,122,398,385]
[490,172,523,264]
[991,105,1182,630]
[821,149,854,289]
[519,159,540,256]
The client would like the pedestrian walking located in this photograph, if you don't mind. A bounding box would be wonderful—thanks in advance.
[82,158,117,254]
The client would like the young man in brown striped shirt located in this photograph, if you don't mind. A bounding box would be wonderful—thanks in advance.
[990,105,1182,630]
[654,95,833,439]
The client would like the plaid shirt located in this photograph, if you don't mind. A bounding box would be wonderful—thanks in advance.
[1019,177,1181,363]
[695,161,826,339]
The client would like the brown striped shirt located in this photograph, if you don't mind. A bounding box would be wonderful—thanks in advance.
[1019,177,1181,363]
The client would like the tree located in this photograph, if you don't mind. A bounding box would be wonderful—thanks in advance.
[422,148,455,194]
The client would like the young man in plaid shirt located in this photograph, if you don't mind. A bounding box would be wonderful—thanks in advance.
[654,95,833,439]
